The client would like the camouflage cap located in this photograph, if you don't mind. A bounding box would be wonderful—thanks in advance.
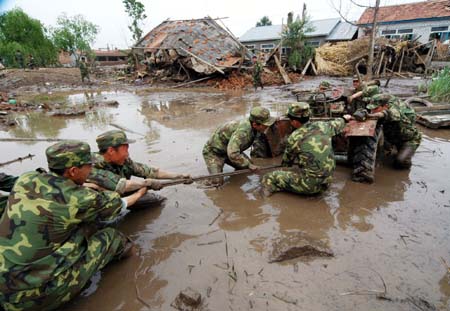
[287,102,311,118]
[319,80,331,88]
[367,94,394,109]
[249,107,275,126]
[46,140,92,169]
[96,130,136,151]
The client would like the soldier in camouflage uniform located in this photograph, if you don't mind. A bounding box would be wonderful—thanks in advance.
[363,94,421,168]
[79,57,90,83]
[203,107,275,185]
[347,78,380,110]
[0,173,17,216]
[0,141,148,311]
[87,130,191,205]
[262,102,351,196]
[252,56,264,91]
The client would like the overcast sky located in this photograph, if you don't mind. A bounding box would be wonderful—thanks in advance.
[0,0,420,49]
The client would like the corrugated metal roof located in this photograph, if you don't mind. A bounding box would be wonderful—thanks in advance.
[239,18,341,42]
[327,21,358,41]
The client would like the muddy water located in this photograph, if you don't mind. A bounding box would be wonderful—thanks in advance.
[1,80,449,310]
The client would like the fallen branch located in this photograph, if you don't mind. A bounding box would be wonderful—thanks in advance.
[0,153,34,167]
[209,208,224,226]
[171,76,213,89]
[272,292,297,305]
[110,123,145,137]
[179,47,225,75]
[0,138,66,142]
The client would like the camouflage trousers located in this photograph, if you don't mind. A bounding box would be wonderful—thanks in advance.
[262,170,329,195]
[253,75,263,90]
[80,70,90,82]
[202,145,248,174]
[202,145,248,185]
[387,130,422,168]
[0,227,126,311]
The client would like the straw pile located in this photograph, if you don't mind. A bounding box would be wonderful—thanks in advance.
[314,42,352,76]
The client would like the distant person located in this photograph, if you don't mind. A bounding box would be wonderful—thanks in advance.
[0,141,148,310]
[15,50,24,69]
[27,54,36,70]
[252,55,264,91]
[79,57,90,83]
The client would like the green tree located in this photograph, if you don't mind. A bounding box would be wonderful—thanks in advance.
[281,9,315,71]
[51,13,99,63]
[123,0,147,43]
[0,8,57,67]
[256,16,272,27]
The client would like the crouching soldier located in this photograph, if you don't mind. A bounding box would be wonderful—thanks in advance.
[358,94,421,168]
[0,141,147,311]
[262,103,351,196]
[203,107,275,185]
[87,130,191,206]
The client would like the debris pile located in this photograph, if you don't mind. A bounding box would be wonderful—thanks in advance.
[133,17,252,83]
[314,37,444,77]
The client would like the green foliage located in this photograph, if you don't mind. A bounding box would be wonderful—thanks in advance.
[51,13,99,63]
[256,16,272,27]
[123,0,147,43]
[428,67,450,102]
[0,8,57,67]
[281,13,315,71]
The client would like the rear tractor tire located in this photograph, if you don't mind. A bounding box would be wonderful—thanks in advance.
[350,126,384,183]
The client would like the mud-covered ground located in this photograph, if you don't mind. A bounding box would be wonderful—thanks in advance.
[0,74,449,310]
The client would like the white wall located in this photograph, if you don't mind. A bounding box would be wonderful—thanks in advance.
[358,19,450,43]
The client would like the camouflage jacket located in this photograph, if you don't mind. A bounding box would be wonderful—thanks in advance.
[205,119,255,168]
[282,119,346,181]
[0,171,124,296]
[253,61,263,77]
[382,100,420,143]
[92,152,159,180]
[0,173,18,216]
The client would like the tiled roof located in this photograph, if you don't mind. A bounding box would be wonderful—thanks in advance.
[358,0,450,25]
[239,18,340,42]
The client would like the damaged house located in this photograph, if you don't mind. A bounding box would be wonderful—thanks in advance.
[133,17,253,80]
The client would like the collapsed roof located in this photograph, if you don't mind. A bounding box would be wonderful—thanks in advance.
[133,17,252,75]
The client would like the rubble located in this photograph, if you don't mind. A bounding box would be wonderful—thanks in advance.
[171,287,202,311]
[133,17,252,81]
[314,37,446,77]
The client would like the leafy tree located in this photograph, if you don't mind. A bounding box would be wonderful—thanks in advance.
[51,13,99,63]
[123,0,147,43]
[0,8,57,67]
[281,10,315,71]
[256,16,272,27]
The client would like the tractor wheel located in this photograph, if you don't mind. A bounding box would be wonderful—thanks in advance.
[350,125,384,183]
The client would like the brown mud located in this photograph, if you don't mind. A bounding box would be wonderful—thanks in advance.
[0,75,449,310]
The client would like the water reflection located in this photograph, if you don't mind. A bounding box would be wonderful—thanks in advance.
[335,167,410,232]
[205,175,271,231]
[10,112,68,138]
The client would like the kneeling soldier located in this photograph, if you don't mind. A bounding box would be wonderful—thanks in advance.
[262,103,351,196]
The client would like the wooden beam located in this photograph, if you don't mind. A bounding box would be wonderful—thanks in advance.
[179,47,225,75]
[273,54,291,84]
[302,58,312,75]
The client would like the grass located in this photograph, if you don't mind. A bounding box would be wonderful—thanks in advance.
[428,67,450,102]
